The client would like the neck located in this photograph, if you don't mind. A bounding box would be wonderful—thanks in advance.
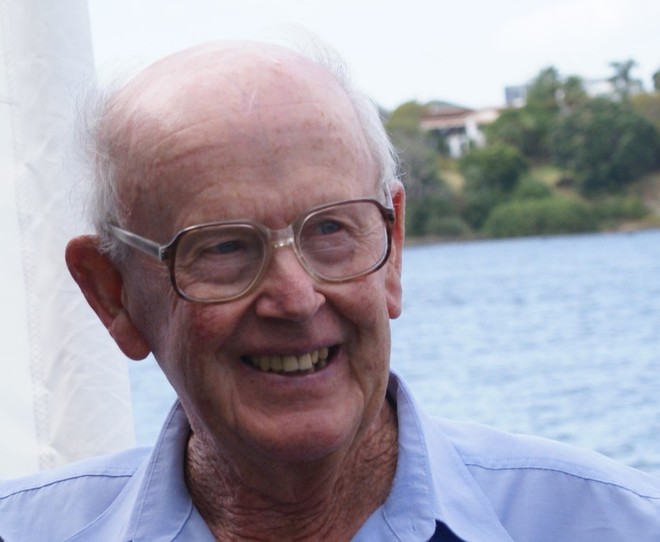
[185,399,398,542]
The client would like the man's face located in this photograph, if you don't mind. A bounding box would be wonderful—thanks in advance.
[114,46,403,465]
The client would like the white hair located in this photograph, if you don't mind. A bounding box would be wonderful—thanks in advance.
[75,67,141,258]
[76,38,399,259]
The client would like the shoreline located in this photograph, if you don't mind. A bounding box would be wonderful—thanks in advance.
[404,221,660,247]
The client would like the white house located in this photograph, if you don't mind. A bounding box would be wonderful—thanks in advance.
[419,102,500,158]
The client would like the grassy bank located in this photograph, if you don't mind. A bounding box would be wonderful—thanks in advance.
[404,165,660,243]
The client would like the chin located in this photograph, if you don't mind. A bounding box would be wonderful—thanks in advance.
[248,412,362,464]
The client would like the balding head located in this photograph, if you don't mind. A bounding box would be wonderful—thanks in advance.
[82,40,397,257]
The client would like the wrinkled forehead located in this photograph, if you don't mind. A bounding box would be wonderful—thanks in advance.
[105,43,376,227]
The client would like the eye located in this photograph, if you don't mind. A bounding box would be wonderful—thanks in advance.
[208,240,243,254]
[190,238,251,265]
[317,220,341,235]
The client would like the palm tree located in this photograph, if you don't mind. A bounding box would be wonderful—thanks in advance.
[608,59,642,99]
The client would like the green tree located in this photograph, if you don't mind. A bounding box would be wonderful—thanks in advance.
[487,67,587,160]
[458,144,529,228]
[631,91,660,132]
[386,101,461,235]
[386,102,443,198]
[389,129,441,198]
[526,66,562,111]
[485,107,546,158]
[386,101,425,134]
[559,76,589,110]
[526,67,564,158]
[551,97,660,194]
[459,144,528,193]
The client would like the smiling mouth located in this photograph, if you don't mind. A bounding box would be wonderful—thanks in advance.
[242,347,330,375]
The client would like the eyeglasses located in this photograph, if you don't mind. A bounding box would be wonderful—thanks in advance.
[109,197,395,303]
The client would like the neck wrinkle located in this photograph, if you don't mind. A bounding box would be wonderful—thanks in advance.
[185,399,399,542]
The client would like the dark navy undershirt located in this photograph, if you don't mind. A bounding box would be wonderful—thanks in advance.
[429,521,467,541]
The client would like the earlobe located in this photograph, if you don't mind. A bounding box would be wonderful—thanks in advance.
[386,182,405,319]
[65,235,151,360]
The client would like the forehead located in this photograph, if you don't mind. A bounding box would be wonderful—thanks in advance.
[109,44,378,234]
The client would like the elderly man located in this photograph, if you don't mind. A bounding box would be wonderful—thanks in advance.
[1,40,660,541]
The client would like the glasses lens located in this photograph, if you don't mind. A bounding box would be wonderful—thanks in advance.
[168,200,390,302]
[298,201,389,281]
[173,224,265,301]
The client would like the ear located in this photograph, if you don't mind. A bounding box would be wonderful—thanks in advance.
[385,181,405,319]
[65,235,151,360]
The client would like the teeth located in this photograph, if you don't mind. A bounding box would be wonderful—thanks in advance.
[298,353,313,371]
[282,355,298,372]
[271,356,283,372]
[250,347,330,374]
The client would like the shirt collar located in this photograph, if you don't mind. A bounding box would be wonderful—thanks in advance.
[126,403,209,540]
[69,402,213,541]
[365,372,513,542]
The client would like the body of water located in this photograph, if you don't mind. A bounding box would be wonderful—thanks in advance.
[130,229,660,475]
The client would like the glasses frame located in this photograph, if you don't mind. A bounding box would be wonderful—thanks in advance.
[108,193,396,304]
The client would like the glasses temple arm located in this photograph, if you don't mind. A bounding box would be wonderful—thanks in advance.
[108,224,167,261]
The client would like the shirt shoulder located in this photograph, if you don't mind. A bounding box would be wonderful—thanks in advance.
[0,447,150,542]
[425,415,660,540]
[430,416,660,494]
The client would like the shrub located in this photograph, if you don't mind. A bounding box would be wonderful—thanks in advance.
[592,195,648,221]
[405,196,464,237]
[512,176,553,201]
[460,187,504,230]
[484,197,598,238]
[424,215,471,238]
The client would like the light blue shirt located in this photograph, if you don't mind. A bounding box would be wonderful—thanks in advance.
[1,373,659,541]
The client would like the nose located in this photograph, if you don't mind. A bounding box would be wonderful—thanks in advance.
[253,245,325,322]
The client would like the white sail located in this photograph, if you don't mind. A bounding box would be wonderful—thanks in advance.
[0,0,135,478]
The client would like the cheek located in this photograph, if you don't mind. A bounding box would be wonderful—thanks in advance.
[152,301,249,378]
[352,271,393,325]
[334,274,393,360]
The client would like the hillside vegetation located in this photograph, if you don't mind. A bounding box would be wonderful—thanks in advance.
[386,62,660,241]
